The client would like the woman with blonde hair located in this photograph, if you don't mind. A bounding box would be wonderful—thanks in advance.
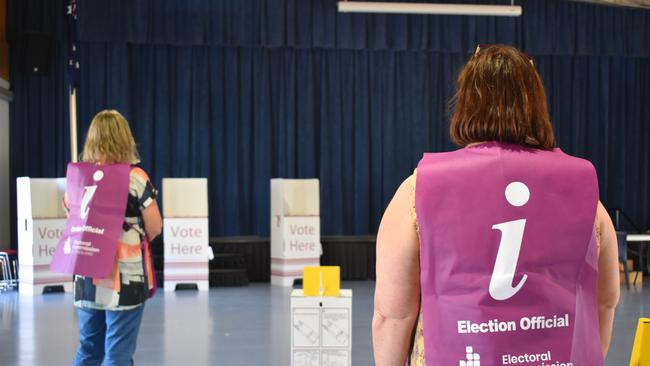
[67,110,162,366]
[372,45,619,365]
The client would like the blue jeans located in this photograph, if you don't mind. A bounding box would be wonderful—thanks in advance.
[73,305,145,366]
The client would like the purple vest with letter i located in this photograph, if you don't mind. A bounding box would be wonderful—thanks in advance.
[415,142,602,366]
[51,163,130,278]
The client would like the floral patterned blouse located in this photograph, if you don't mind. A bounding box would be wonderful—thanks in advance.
[73,167,158,311]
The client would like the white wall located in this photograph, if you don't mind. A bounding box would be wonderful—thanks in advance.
[0,78,11,249]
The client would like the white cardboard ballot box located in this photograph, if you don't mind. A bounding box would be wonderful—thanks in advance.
[162,178,209,291]
[290,289,352,366]
[16,177,72,295]
[271,179,321,286]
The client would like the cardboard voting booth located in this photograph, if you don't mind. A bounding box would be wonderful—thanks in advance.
[631,318,650,366]
[291,266,351,366]
[271,179,321,286]
[162,178,210,291]
[16,177,72,294]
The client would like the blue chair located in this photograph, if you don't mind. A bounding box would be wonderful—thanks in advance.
[617,231,630,289]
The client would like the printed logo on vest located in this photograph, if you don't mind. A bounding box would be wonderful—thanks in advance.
[63,237,72,254]
[489,182,530,301]
[459,346,480,366]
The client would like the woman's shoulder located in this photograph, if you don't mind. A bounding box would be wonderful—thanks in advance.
[129,165,151,182]
[128,165,156,197]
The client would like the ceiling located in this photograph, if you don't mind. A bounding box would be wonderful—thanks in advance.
[571,0,650,9]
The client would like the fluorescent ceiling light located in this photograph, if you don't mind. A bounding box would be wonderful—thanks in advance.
[337,2,523,16]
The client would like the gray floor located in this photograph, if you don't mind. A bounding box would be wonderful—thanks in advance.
[0,281,644,365]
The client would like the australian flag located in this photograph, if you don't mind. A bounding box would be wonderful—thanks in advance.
[67,0,79,90]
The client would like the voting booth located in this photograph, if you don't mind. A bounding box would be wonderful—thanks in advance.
[290,266,352,366]
[162,178,210,291]
[270,179,321,287]
[16,177,72,294]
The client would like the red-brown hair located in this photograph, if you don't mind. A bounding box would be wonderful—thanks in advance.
[450,45,555,149]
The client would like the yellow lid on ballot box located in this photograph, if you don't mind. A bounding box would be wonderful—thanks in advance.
[631,318,650,366]
[303,266,340,297]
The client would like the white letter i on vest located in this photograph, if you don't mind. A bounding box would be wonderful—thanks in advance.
[80,170,105,219]
[489,182,530,301]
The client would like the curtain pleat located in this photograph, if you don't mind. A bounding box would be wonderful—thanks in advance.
[8,0,650,245]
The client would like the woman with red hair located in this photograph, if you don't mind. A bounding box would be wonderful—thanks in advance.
[373,45,619,366]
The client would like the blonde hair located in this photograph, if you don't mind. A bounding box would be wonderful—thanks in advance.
[81,110,141,164]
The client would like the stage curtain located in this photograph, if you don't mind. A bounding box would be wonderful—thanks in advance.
[9,0,650,57]
[7,0,650,244]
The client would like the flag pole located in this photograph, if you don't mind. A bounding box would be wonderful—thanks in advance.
[69,86,78,163]
[67,0,79,163]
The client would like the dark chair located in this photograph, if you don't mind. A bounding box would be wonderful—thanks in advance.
[617,231,630,289]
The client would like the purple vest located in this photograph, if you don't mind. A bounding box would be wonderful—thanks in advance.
[415,142,602,365]
[51,163,130,278]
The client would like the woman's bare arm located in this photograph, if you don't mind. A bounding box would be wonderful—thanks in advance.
[596,201,619,357]
[373,179,421,366]
[142,200,162,240]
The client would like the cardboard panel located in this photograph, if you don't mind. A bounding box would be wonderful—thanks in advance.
[271,179,319,216]
[282,179,319,216]
[291,289,352,366]
[17,177,66,219]
[270,179,321,286]
[163,218,209,261]
[283,217,320,259]
[271,179,284,216]
[18,219,66,266]
[162,178,208,217]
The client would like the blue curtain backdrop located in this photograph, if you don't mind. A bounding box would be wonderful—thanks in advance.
[7,0,650,244]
